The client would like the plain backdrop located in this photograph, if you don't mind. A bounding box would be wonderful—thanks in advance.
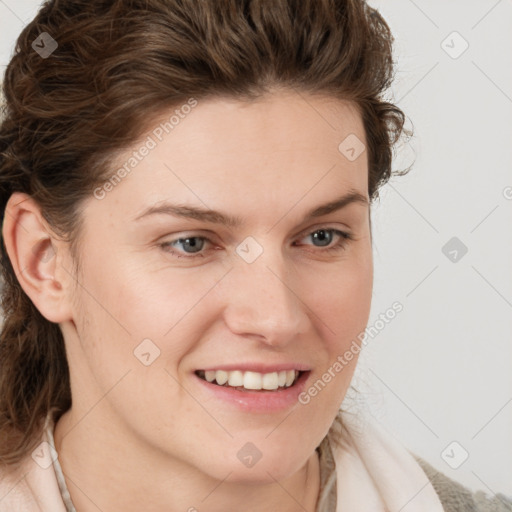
[1,0,511,497]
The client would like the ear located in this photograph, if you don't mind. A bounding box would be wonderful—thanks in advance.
[2,191,74,323]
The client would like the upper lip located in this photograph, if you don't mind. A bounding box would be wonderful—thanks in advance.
[197,363,311,373]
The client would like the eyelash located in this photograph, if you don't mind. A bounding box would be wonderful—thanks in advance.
[158,227,354,260]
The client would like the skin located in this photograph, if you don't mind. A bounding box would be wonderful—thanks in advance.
[3,88,373,511]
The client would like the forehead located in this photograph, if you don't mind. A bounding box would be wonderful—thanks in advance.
[152,90,365,156]
[89,90,368,224]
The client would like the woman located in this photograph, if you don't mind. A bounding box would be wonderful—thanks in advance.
[0,0,510,510]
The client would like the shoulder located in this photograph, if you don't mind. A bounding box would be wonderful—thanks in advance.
[412,453,512,512]
[0,458,41,511]
[0,418,67,511]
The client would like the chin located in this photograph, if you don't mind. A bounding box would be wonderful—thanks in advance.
[190,440,311,485]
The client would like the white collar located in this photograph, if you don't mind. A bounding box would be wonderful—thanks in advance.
[330,410,444,511]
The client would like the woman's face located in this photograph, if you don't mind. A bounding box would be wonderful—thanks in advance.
[61,89,373,483]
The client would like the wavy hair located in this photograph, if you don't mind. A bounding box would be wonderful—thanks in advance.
[0,0,410,466]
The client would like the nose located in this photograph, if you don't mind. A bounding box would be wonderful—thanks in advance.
[221,251,310,346]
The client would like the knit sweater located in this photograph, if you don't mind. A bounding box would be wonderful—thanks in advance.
[415,456,512,512]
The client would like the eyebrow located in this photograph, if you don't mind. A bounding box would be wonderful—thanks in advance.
[133,189,369,228]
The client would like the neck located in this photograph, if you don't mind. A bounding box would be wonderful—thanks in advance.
[53,408,321,512]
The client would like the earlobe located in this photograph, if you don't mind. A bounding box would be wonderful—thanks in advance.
[2,191,73,323]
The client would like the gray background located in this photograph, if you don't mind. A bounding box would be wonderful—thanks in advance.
[1,0,511,497]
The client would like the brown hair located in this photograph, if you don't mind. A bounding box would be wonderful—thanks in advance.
[0,0,410,466]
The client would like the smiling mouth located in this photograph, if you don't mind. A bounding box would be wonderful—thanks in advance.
[195,369,303,391]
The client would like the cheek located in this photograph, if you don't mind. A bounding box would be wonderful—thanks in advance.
[307,250,373,349]
[86,254,219,339]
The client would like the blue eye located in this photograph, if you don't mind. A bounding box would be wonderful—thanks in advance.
[164,236,206,256]
[159,228,354,260]
[295,228,354,253]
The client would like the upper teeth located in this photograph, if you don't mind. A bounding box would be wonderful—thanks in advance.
[200,370,299,390]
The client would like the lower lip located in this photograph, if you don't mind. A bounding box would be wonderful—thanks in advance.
[193,371,310,412]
